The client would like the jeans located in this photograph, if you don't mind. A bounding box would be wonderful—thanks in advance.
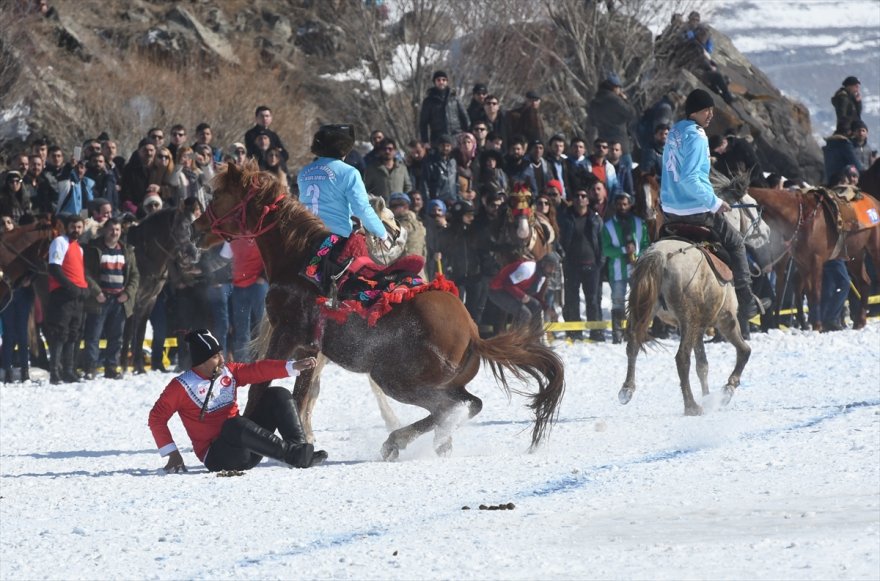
[231,281,268,362]
[1,286,34,370]
[83,298,127,369]
[562,262,603,333]
[206,283,233,354]
[821,259,850,324]
[610,279,628,313]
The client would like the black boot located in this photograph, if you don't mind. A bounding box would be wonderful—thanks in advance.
[237,420,325,468]
[49,342,63,385]
[19,366,29,383]
[61,342,82,383]
[611,309,624,344]
[2,367,11,383]
[735,287,758,340]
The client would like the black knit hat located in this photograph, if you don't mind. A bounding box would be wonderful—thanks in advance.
[433,70,448,81]
[843,76,860,87]
[185,329,221,367]
[685,88,715,116]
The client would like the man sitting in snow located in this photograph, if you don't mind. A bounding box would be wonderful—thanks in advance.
[148,329,327,473]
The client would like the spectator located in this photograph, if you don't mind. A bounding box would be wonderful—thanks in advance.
[568,137,590,171]
[362,129,387,168]
[79,197,113,246]
[524,139,551,195]
[422,134,458,204]
[437,200,489,324]
[0,215,35,382]
[202,242,233,357]
[559,187,605,341]
[587,74,636,171]
[424,198,448,280]
[226,142,248,167]
[193,122,223,163]
[601,192,649,343]
[85,151,118,211]
[545,134,573,200]
[471,121,490,151]
[150,146,177,205]
[263,148,289,192]
[467,83,489,126]
[585,138,621,197]
[710,133,766,187]
[0,171,30,223]
[482,94,508,146]
[82,217,139,379]
[57,161,91,217]
[419,70,470,144]
[46,215,89,384]
[405,140,429,195]
[363,138,412,203]
[147,128,166,149]
[409,190,426,221]
[832,76,862,133]
[534,193,563,323]
[23,154,53,214]
[503,135,531,186]
[639,123,669,179]
[823,124,860,185]
[170,146,201,207]
[388,192,427,266]
[121,138,157,214]
[607,141,634,196]
[850,120,876,171]
[244,106,289,162]
[167,124,188,161]
[487,256,551,329]
[142,186,163,214]
[507,90,545,144]
[476,149,508,197]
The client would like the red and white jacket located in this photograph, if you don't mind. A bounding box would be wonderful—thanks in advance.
[148,360,298,462]
[489,260,545,301]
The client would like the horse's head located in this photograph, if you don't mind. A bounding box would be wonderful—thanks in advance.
[710,168,750,202]
[507,183,534,241]
[194,160,285,248]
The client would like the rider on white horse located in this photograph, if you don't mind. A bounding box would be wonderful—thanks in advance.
[660,88,759,332]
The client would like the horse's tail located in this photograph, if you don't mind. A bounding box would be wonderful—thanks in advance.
[626,248,665,351]
[472,324,565,449]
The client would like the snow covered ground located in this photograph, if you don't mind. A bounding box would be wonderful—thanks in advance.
[1,321,878,580]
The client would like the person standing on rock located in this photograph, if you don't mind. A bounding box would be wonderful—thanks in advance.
[832,76,862,133]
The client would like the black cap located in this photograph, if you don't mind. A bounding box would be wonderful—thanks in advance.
[843,76,860,87]
[434,133,454,146]
[473,83,488,94]
[525,90,541,100]
[433,70,448,81]
[451,200,475,216]
[685,88,715,116]
[185,329,222,367]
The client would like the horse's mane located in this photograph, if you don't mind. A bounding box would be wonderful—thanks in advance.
[214,162,329,258]
[710,168,749,200]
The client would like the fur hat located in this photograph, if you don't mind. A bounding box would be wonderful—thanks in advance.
[525,90,541,101]
[142,193,163,210]
[479,148,504,167]
[311,124,355,159]
[185,329,222,367]
[685,88,715,116]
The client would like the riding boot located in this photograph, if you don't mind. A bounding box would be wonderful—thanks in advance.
[611,309,624,344]
[735,287,758,340]
[61,342,82,383]
[48,342,63,385]
[2,367,11,383]
[19,366,29,383]
[237,420,325,468]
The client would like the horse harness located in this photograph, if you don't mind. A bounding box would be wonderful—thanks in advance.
[206,176,286,241]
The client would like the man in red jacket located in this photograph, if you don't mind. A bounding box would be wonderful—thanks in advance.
[149,329,327,473]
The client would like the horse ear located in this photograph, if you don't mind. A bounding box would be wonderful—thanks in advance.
[226,160,242,182]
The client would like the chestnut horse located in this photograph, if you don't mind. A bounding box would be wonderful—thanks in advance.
[0,218,56,312]
[194,164,565,459]
[747,186,880,330]
[492,185,552,265]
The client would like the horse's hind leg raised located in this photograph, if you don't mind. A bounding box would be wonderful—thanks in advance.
[716,310,752,406]
[618,339,640,405]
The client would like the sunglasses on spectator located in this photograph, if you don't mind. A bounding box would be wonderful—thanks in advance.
[235,149,246,155]
[536,200,550,206]
[157,155,170,160]
[150,134,164,140]
[597,144,609,150]
[8,177,21,183]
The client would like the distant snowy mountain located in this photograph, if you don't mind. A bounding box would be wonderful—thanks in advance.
[710,0,880,145]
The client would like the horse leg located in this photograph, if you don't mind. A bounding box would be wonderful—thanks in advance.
[369,374,401,432]
[381,415,437,461]
[716,307,752,406]
[693,337,710,397]
[847,255,868,330]
[134,316,149,374]
[431,388,483,457]
[618,339,640,405]
[293,353,328,444]
[120,315,133,373]
[675,324,702,416]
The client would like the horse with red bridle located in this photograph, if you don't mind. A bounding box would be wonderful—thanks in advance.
[193,163,565,460]
[0,217,57,312]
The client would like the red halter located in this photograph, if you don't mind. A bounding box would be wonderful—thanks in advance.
[206,176,286,241]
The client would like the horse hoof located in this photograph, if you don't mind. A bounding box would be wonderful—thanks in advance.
[721,388,735,406]
[618,387,634,405]
[380,441,399,462]
[435,439,452,457]
[684,405,703,416]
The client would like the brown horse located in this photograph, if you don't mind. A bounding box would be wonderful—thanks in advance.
[492,185,552,264]
[747,186,880,330]
[633,171,664,241]
[859,157,880,198]
[193,163,565,459]
[0,218,57,312]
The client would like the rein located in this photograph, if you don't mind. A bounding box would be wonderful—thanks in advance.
[207,176,286,241]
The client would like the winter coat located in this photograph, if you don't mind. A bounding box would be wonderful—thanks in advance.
[244,125,289,162]
[558,206,604,267]
[419,87,470,144]
[437,221,490,280]
[823,135,860,184]
[661,119,722,216]
[831,87,861,132]
[83,238,140,317]
[506,104,544,144]
[397,209,427,261]
[587,87,636,153]
[601,213,649,282]
[363,161,413,203]
[422,153,458,203]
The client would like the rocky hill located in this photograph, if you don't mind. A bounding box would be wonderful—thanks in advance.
[0,0,824,182]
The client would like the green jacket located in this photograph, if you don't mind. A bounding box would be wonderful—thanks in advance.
[601,214,649,282]
[83,238,140,318]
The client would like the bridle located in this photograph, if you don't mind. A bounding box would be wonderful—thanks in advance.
[206,176,286,241]
[762,190,821,270]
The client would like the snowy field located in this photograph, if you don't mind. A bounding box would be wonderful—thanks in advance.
[1,321,878,580]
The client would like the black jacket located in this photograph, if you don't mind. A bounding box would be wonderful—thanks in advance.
[588,88,636,153]
[558,206,604,267]
[419,87,470,144]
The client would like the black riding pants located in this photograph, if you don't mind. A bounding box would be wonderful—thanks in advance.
[665,211,751,290]
[203,385,299,471]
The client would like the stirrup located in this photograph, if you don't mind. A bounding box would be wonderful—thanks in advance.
[325,258,354,309]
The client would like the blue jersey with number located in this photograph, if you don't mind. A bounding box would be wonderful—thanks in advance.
[297,157,387,239]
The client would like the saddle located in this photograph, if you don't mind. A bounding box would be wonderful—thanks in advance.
[820,187,880,234]
[659,223,733,283]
